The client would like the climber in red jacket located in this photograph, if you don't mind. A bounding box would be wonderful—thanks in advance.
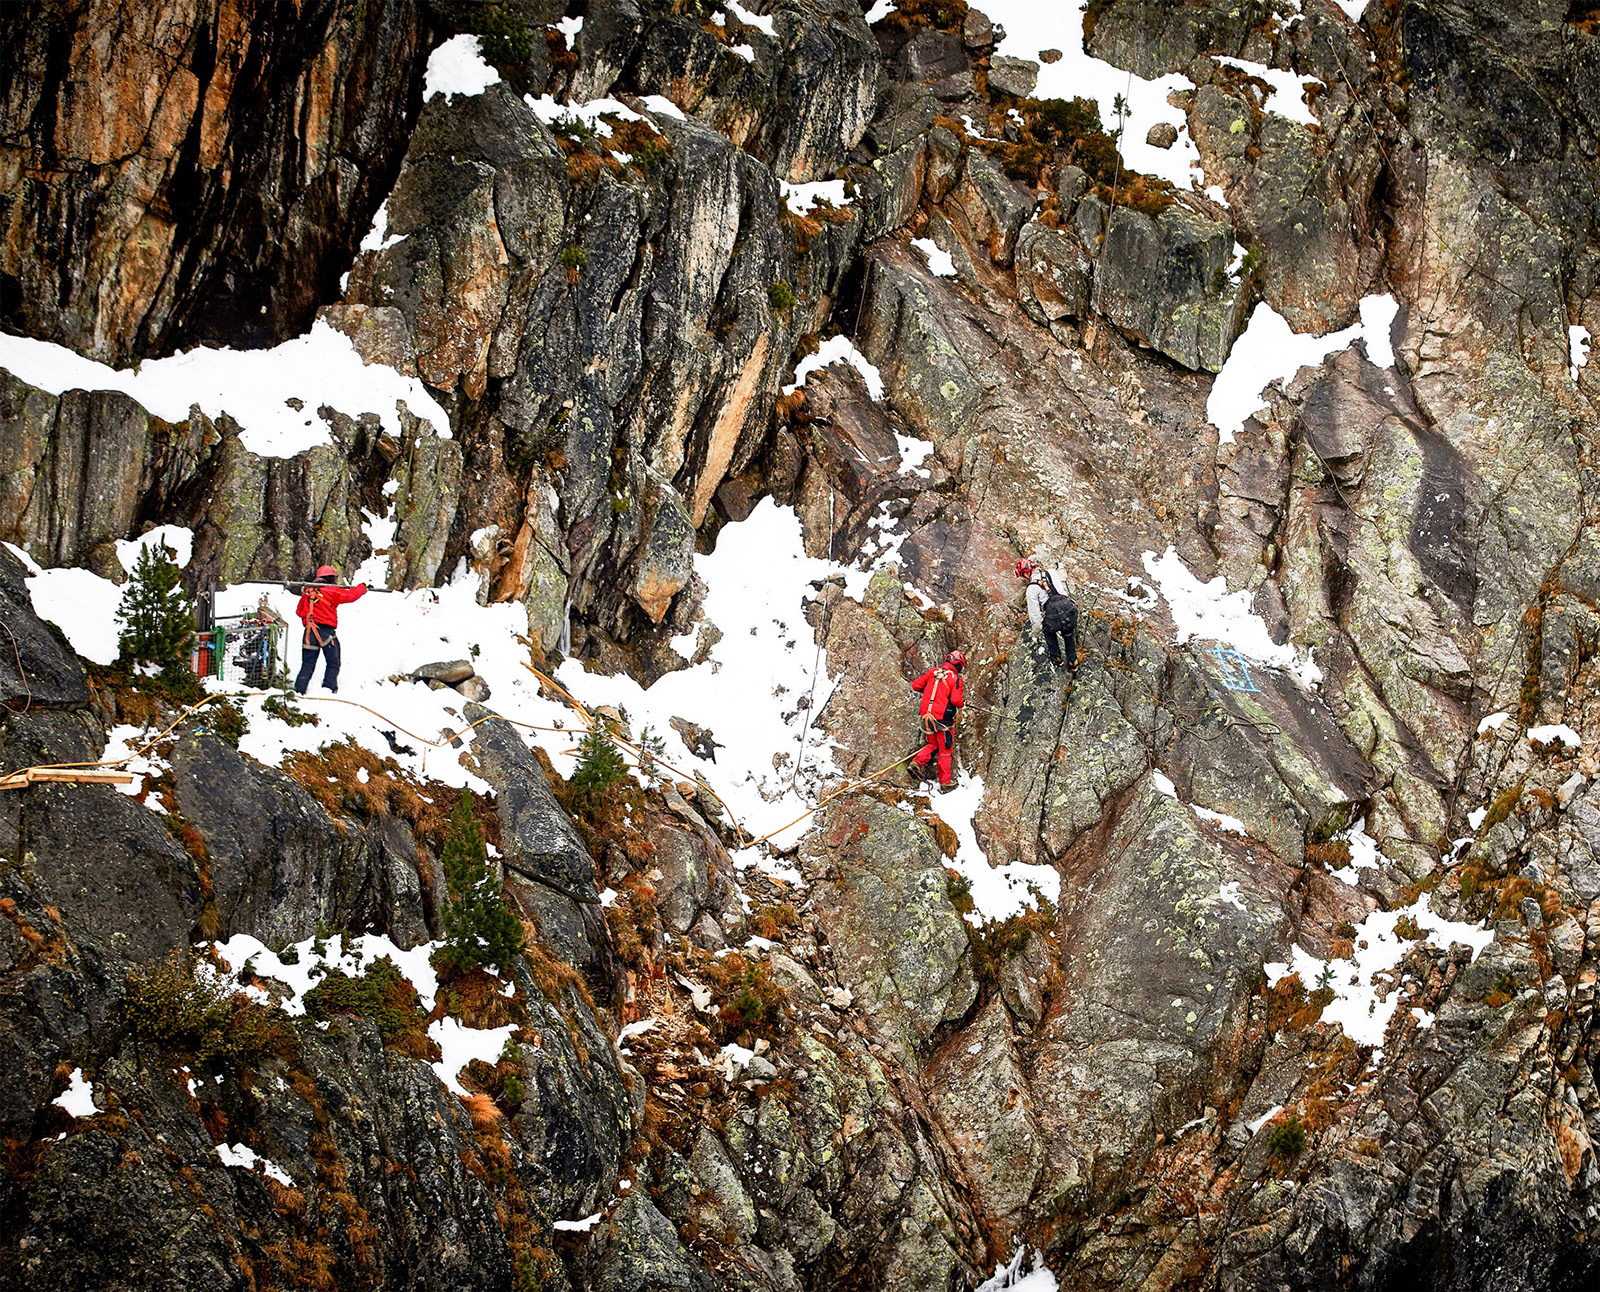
[294,565,367,694]
[908,650,965,788]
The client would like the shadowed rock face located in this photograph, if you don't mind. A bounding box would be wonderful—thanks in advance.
[0,0,434,364]
[2,0,1600,1288]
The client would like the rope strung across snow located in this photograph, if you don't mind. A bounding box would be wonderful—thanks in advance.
[0,661,931,856]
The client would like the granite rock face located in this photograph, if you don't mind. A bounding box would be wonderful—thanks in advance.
[3,0,1600,1289]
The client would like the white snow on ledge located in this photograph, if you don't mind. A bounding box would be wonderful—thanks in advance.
[1215,57,1321,127]
[424,34,502,103]
[0,319,450,459]
[1209,295,1397,443]
[52,1068,102,1119]
[1571,325,1591,384]
[1528,724,1582,750]
[215,1141,292,1186]
[911,237,956,277]
[778,179,852,215]
[1141,547,1320,685]
[783,335,883,401]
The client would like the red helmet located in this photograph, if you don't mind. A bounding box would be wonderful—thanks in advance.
[1014,558,1036,579]
[945,650,966,671]
[315,565,338,579]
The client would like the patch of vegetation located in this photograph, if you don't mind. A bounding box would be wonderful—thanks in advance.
[123,950,295,1069]
[1265,1114,1306,1160]
[1482,778,1526,831]
[304,956,435,1059]
[966,898,1056,984]
[468,3,539,91]
[768,280,797,310]
[262,690,318,727]
[877,0,970,35]
[605,882,658,971]
[283,740,497,855]
[946,871,974,916]
[702,952,788,1045]
[434,796,525,976]
[201,697,248,747]
[750,902,799,941]
[1305,838,1352,869]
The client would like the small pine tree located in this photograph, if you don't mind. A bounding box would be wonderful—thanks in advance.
[636,725,668,788]
[571,723,628,801]
[116,541,195,675]
[435,796,524,975]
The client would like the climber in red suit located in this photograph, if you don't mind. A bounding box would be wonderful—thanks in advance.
[909,650,965,788]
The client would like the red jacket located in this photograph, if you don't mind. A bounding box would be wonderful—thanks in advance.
[912,665,963,722]
[296,581,367,630]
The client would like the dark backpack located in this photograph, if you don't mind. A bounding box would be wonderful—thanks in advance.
[1042,591,1076,632]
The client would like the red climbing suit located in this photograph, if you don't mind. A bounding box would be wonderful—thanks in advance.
[295,578,367,635]
[910,663,964,786]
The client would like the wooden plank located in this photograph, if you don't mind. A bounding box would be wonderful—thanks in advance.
[0,768,135,790]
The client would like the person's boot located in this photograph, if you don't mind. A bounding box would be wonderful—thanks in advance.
[906,761,927,784]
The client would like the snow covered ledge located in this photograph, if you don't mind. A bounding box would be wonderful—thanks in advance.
[0,317,450,460]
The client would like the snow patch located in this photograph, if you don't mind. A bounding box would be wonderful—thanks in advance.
[116,525,193,573]
[429,1018,516,1097]
[911,237,956,277]
[52,1069,101,1118]
[1192,805,1247,835]
[1208,296,1396,442]
[555,15,583,48]
[1141,547,1317,682]
[895,432,934,477]
[1528,724,1582,750]
[1263,897,1492,1050]
[778,178,851,215]
[215,1142,292,1186]
[640,94,686,121]
[24,566,122,665]
[1215,57,1321,127]
[935,774,1059,922]
[977,1247,1058,1292]
[1477,711,1511,735]
[725,0,776,37]
[783,334,883,401]
[359,200,406,254]
[423,35,503,103]
[0,318,450,458]
[982,1,1198,189]
[102,724,173,809]
[864,0,897,22]
[1571,325,1591,383]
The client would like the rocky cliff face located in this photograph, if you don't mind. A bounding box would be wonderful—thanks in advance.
[2,1,1599,1290]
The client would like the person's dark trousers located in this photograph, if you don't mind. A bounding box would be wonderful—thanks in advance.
[1043,600,1078,669]
[295,635,341,693]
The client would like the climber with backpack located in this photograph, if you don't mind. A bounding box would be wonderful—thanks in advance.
[1016,558,1078,673]
[908,650,966,788]
[294,565,368,694]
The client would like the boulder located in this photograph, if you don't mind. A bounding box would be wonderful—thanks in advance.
[453,674,491,702]
[1146,121,1179,148]
[0,544,88,709]
[465,704,595,900]
[1091,203,1248,372]
[1014,221,1094,326]
[952,149,1035,267]
[987,55,1039,99]
[413,659,474,684]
